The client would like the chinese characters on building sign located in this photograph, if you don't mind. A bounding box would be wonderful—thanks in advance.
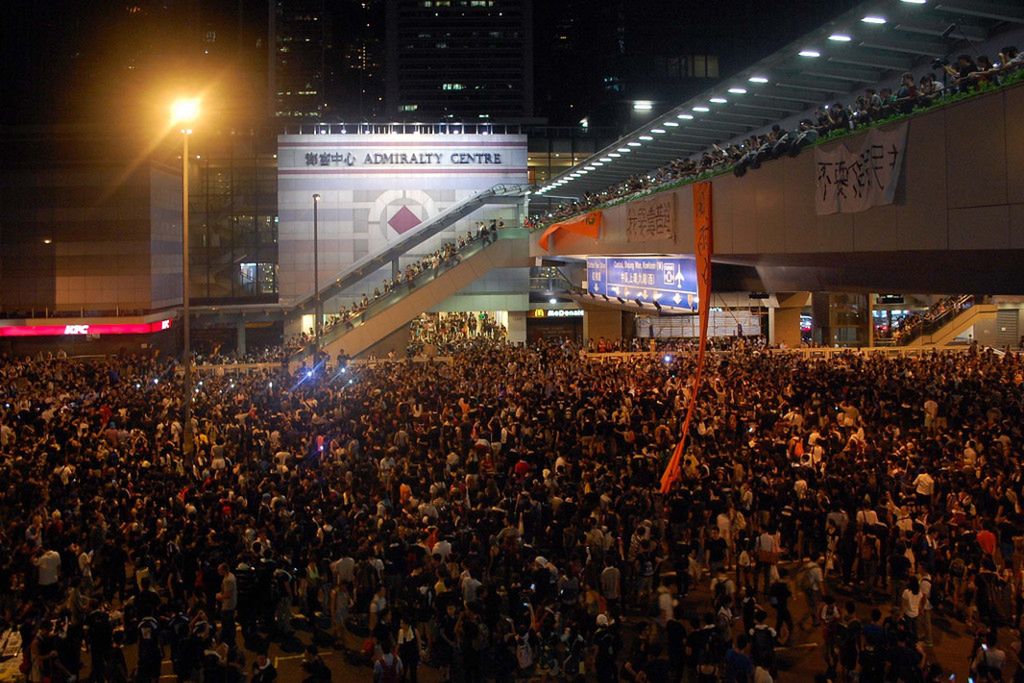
[304,151,505,167]
[626,193,676,242]
[814,123,908,215]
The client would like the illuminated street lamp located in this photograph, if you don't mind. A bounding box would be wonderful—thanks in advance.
[171,97,199,457]
[313,193,321,352]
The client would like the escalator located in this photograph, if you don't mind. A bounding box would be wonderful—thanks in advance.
[286,183,529,319]
[903,301,998,347]
[292,228,531,364]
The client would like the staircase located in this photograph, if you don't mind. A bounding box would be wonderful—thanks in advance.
[287,184,529,319]
[290,228,531,365]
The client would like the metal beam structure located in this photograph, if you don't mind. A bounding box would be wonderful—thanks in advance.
[535,0,1024,200]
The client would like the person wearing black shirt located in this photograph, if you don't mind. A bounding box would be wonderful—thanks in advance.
[890,545,912,605]
[301,645,331,683]
[136,576,160,619]
[136,615,162,683]
[666,606,687,683]
[251,652,277,683]
[86,605,113,683]
[835,601,862,680]
[594,616,620,683]
[767,571,793,644]
[705,528,728,575]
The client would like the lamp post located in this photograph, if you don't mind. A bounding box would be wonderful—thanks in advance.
[312,193,321,353]
[171,97,200,458]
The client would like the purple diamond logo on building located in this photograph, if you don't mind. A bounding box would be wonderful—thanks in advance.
[387,205,422,235]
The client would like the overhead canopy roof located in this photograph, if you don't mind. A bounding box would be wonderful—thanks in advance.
[535,0,1024,199]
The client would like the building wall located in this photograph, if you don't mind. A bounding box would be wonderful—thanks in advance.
[0,162,181,315]
[532,82,1024,294]
[582,306,623,342]
[276,132,527,305]
[151,167,185,309]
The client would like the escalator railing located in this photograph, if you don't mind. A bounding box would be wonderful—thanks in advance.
[291,227,528,360]
[892,295,974,345]
[287,183,529,317]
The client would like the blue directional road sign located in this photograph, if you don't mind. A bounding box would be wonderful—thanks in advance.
[587,256,698,310]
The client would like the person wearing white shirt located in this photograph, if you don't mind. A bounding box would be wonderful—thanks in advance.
[919,572,934,646]
[433,539,453,562]
[912,470,934,506]
[330,555,355,586]
[34,548,61,600]
[856,506,879,528]
[901,576,924,637]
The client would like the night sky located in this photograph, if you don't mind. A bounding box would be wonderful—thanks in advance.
[1,0,860,126]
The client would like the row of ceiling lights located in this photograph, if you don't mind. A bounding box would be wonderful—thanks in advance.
[536,1,927,196]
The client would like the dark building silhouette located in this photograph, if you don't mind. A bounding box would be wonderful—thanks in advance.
[384,0,534,121]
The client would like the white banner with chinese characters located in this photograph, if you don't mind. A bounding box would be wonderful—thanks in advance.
[814,123,908,215]
[626,193,676,242]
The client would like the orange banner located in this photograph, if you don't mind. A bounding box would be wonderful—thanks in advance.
[660,182,713,494]
[538,210,602,251]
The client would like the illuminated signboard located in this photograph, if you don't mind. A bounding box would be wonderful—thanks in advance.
[276,133,528,304]
[277,134,528,174]
[301,151,508,168]
[532,309,584,318]
[587,256,698,310]
[0,319,173,337]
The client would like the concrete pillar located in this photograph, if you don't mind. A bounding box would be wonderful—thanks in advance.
[812,292,832,346]
[770,292,809,348]
[392,259,400,280]
[867,293,876,347]
[811,292,869,347]
[506,311,527,345]
[236,321,247,357]
[583,305,623,344]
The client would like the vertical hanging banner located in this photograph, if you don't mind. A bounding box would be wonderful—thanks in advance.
[660,181,713,494]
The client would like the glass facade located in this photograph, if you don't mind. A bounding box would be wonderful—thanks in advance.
[189,130,279,303]
[525,125,617,185]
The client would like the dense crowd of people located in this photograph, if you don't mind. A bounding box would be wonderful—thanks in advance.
[525,47,1024,233]
[206,223,507,364]
[321,222,504,339]
[5,339,1024,682]
[879,296,975,346]
[410,313,507,352]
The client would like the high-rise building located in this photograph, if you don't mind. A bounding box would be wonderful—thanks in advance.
[332,0,386,120]
[533,0,720,129]
[384,0,534,121]
[269,0,329,119]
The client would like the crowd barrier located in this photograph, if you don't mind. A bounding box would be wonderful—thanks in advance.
[583,345,984,363]
[194,355,454,375]
[765,345,976,360]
